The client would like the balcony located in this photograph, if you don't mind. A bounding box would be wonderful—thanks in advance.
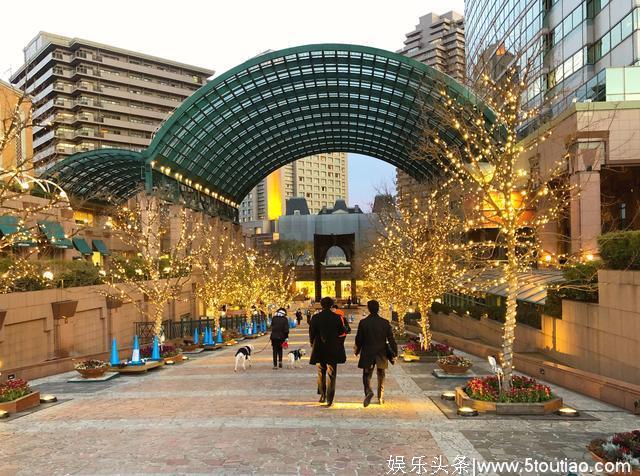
[100,55,208,86]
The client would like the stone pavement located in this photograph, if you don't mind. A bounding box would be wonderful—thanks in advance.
[0,313,636,475]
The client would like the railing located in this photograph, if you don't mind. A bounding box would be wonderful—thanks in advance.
[134,315,267,343]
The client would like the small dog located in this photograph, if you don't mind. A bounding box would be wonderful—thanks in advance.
[287,348,306,368]
[234,344,254,372]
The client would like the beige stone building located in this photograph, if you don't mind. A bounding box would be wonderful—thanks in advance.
[10,32,213,173]
[396,11,465,210]
[239,152,348,222]
[520,100,640,256]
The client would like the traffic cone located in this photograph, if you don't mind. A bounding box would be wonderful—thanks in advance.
[150,335,161,361]
[252,321,257,335]
[110,338,120,366]
[207,326,213,345]
[193,327,199,345]
[216,327,223,344]
[261,321,267,333]
[131,335,142,365]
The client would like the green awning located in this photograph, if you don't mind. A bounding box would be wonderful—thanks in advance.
[0,216,37,247]
[72,236,93,256]
[37,221,73,249]
[92,239,110,256]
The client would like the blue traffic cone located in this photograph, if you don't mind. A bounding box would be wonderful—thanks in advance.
[207,326,214,345]
[252,321,257,335]
[131,335,142,365]
[262,321,267,333]
[150,335,161,361]
[203,327,209,345]
[110,338,120,366]
[216,327,223,344]
[193,327,199,345]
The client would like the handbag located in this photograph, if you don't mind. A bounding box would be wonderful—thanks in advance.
[386,342,397,365]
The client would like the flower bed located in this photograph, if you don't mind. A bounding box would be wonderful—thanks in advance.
[74,359,109,378]
[0,379,40,413]
[140,343,182,360]
[466,375,554,403]
[402,340,454,362]
[437,355,473,374]
[455,375,563,415]
[588,430,640,475]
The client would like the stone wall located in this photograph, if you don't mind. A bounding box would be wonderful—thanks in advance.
[0,280,195,382]
[431,269,640,386]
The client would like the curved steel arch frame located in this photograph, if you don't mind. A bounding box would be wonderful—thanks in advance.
[145,43,492,205]
[42,150,145,202]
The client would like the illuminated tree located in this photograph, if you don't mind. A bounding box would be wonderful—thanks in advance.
[365,190,470,349]
[102,195,197,336]
[414,60,572,388]
[192,223,242,329]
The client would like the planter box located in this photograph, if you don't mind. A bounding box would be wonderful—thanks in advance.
[438,362,474,374]
[75,367,109,379]
[455,387,563,415]
[0,391,40,413]
[51,300,78,320]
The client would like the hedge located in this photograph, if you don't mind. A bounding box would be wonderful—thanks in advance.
[598,231,640,270]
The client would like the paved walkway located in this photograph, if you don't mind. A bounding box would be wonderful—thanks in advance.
[0,315,636,475]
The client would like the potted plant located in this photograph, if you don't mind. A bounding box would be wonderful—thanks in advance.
[437,355,473,374]
[140,343,184,363]
[74,359,110,378]
[402,340,454,362]
[0,379,40,413]
[588,430,640,475]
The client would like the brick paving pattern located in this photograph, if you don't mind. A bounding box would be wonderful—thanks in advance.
[0,314,635,475]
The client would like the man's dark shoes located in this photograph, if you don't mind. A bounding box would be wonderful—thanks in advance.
[377,397,385,405]
[319,395,326,403]
[363,392,374,407]
[278,362,282,368]
[325,400,333,407]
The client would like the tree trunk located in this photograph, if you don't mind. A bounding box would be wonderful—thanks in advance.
[420,301,433,351]
[395,304,406,336]
[501,236,519,391]
[152,304,165,337]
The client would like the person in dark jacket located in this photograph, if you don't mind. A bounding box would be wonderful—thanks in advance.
[295,309,303,326]
[270,308,290,369]
[354,300,398,407]
[309,296,347,407]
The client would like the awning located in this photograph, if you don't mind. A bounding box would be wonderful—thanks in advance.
[0,216,37,247]
[460,269,564,305]
[72,236,93,256]
[37,221,73,249]
[92,239,110,256]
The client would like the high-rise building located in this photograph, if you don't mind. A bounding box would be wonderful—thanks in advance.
[396,11,465,209]
[10,32,213,173]
[239,152,348,222]
[0,80,32,171]
[466,0,640,115]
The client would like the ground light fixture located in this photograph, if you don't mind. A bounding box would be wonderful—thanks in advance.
[441,391,456,401]
[457,406,478,417]
[165,360,175,365]
[556,406,580,417]
[183,356,189,361]
[0,410,9,419]
[40,394,57,403]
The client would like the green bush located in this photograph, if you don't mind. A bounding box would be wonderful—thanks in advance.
[558,261,600,303]
[598,231,640,270]
[430,301,451,314]
[543,288,563,318]
[0,257,103,293]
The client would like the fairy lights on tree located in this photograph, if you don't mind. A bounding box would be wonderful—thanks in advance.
[101,195,197,337]
[414,55,573,389]
[364,189,470,349]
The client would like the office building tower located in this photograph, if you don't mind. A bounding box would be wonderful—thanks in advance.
[396,11,465,209]
[10,32,213,173]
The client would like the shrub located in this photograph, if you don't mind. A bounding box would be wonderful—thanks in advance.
[556,261,600,303]
[598,231,640,270]
[430,301,451,314]
[140,344,181,359]
[465,375,553,403]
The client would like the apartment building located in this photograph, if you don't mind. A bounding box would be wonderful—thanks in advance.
[10,32,213,173]
[396,11,465,209]
[239,152,348,222]
[0,80,33,171]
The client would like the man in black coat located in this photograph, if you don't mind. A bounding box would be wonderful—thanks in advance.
[309,296,347,407]
[270,308,289,369]
[354,300,398,407]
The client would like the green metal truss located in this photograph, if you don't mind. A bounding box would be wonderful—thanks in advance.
[48,44,494,207]
[42,149,145,202]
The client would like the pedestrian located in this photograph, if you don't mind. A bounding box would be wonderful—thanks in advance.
[270,308,289,369]
[309,297,347,407]
[347,296,352,308]
[296,309,303,326]
[305,308,312,324]
[354,300,398,407]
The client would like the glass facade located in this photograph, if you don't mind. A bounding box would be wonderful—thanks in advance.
[466,0,640,119]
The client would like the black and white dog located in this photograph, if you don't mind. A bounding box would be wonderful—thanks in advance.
[234,344,255,372]
[287,348,306,368]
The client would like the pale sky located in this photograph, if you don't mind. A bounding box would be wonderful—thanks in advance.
[1,0,465,209]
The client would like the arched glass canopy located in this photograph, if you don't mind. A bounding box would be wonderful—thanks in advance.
[47,44,494,210]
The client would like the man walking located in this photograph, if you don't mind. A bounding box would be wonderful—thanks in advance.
[270,308,289,369]
[309,296,347,407]
[354,300,397,407]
